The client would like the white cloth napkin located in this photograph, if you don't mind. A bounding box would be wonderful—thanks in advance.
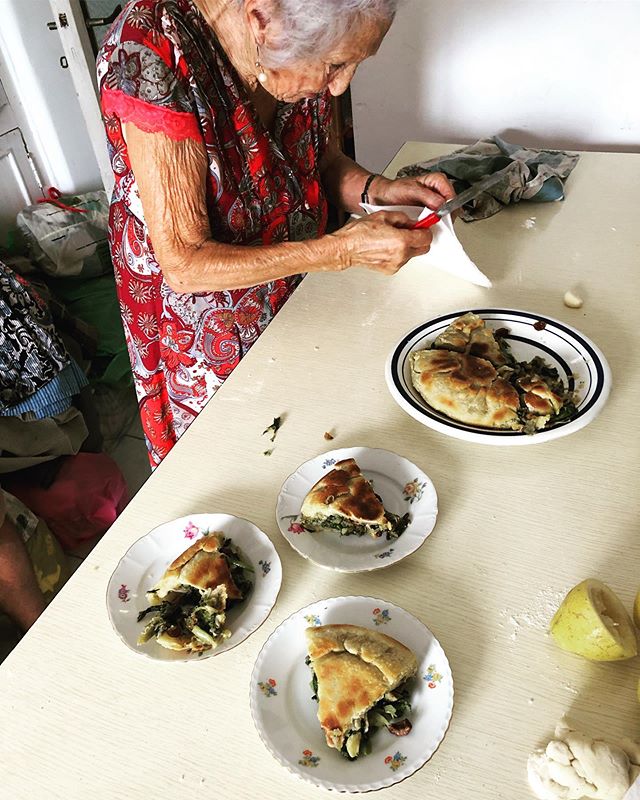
[625,776,640,800]
[359,203,492,288]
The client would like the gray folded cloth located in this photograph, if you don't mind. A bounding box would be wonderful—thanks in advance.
[0,407,88,474]
[397,135,580,221]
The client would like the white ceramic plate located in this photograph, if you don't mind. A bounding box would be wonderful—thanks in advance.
[250,595,454,793]
[386,308,612,445]
[106,513,282,662]
[275,447,438,572]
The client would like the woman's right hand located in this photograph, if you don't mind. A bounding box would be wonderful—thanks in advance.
[332,211,433,275]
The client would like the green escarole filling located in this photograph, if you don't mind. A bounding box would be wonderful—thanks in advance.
[306,658,413,760]
[137,538,253,650]
[430,336,577,432]
[301,511,410,540]
[496,343,577,432]
[482,338,575,432]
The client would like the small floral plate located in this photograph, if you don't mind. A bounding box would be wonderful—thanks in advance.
[275,447,438,572]
[106,514,282,662]
[250,595,454,793]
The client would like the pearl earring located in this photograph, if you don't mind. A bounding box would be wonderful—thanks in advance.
[255,48,267,84]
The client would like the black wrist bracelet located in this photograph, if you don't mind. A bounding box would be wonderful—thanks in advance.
[361,173,379,205]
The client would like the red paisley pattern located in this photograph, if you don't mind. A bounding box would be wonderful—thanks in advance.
[97,0,331,466]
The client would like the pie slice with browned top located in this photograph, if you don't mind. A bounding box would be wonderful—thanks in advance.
[300,458,408,539]
[136,532,253,653]
[410,348,522,429]
[153,534,244,602]
[305,624,418,759]
[410,313,576,432]
[517,375,565,429]
[433,311,507,367]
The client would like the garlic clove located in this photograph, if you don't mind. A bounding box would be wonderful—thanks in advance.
[563,290,583,309]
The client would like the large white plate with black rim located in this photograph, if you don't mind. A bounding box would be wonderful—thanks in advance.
[106,514,282,662]
[275,447,438,572]
[250,595,454,793]
[386,308,611,445]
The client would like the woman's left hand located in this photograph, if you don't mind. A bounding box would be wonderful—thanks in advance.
[370,172,456,211]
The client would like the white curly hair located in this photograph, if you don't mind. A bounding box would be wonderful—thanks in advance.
[237,0,401,66]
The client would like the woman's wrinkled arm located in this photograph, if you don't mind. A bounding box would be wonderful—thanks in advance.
[319,138,455,214]
[319,138,376,214]
[125,123,435,291]
[125,123,348,292]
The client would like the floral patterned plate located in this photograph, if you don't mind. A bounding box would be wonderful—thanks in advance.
[275,447,438,572]
[106,514,282,662]
[250,595,454,793]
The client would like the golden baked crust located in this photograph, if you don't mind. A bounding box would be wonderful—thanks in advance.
[138,533,251,654]
[433,312,507,367]
[518,376,563,416]
[300,458,388,527]
[305,624,418,750]
[153,532,242,601]
[167,533,224,571]
[410,348,521,429]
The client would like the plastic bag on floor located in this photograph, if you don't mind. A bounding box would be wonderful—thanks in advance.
[17,190,111,278]
[5,452,130,551]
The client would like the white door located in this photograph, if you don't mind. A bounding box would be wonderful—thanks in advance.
[0,76,43,244]
[48,0,115,194]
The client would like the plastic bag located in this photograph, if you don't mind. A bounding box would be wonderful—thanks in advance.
[17,189,112,278]
[5,452,129,551]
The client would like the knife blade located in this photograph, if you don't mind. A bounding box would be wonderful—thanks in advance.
[411,165,512,230]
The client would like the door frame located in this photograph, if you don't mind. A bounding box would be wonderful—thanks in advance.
[48,0,114,194]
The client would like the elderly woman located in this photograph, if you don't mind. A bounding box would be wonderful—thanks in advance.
[98,0,454,466]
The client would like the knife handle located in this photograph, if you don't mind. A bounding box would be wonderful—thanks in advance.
[411,212,440,230]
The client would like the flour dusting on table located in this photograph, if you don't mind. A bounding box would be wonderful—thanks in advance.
[500,587,568,640]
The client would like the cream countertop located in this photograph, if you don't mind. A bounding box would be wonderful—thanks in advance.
[1,143,638,799]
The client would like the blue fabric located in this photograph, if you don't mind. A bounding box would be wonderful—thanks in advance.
[0,359,88,420]
[397,136,580,221]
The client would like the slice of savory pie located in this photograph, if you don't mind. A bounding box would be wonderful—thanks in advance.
[300,458,409,539]
[410,348,522,430]
[432,311,507,367]
[305,624,418,759]
[137,532,253,652]
[410,313,576,432]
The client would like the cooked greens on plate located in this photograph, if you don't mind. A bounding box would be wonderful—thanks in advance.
[137,532,253,653]
[300,458,409,540]
[305,624,417,760]
[410,312,576,432]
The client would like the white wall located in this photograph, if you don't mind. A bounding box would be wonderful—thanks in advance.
[0,0,102,194]
[351,0,640,172]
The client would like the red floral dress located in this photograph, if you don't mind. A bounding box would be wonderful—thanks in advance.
[97,0,331,466]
